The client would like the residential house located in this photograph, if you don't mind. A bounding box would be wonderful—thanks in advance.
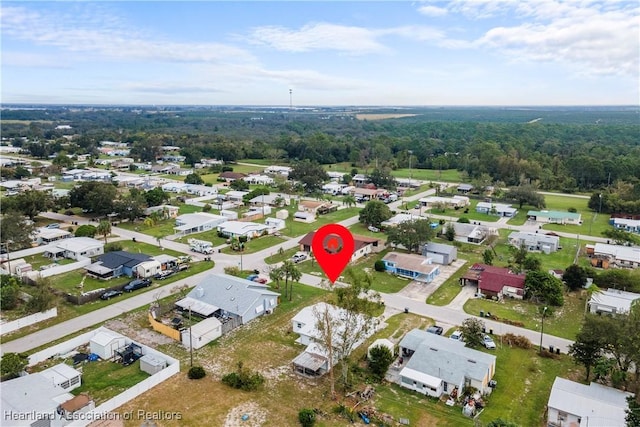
[381,213,418,228]
[476,202,517,217]
[547,377,632,427]
[586,243,640,269]
[161,182,189,193]
[174,212,228,235]
[353,187,381,201]
[291,302,376,377]
[217,221,270,240]
[322,182,346,195]
[299,200,331,215]
[457,183,473,194]
[298,231,383,263]
[84,250,151,279]
[461,264,526,300]
[175,274,280,326]
[419,196,470,210]
[587,288,640,314]
[442,222,494,245]
[352,174,369,187]
[508,231,560,253]
[265,217,286,231]
[35,228,71,245]
[395,178,421,189]
[421,242,458,265]
[327,171,347,182]
[225,190,249,203]
[151,164,179,174]
[183,184,217,197]
[161,155,185,163]
[144,204,179,219]
[610,217,640,234]
[44,237,104,261]
[218,171,247,182]
[248,193,290,207]
[264,165,292,176]
[381,252,440,283]
[243,174,274,186]
[527,210,582,225]
[293,211,316,223]
[398,329,496,398]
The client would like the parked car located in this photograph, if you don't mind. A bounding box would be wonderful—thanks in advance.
[450,330,463,341]
[426,325,444,335]
[291,253,307,263]
[100,289,123,300]
[45,223,60,229]
[174,263,189,272]
[154,270,176,280]
[367,225,380,233]
[123,278,152,292]
[483,335,496,349]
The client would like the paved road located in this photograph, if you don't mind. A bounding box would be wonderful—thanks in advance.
[4,186,588,354]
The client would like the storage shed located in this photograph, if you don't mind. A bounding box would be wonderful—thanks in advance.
[139,354,167,375]
[40,363,82,391]
[181,316,223,350]
[89,330,126,360]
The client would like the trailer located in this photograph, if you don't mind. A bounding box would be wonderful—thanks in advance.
[188,238,214,254]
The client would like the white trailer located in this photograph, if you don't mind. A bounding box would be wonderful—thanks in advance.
[188,238,214,254]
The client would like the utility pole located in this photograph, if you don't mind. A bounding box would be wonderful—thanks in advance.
[189,305,193,367]
[539,306,548,355]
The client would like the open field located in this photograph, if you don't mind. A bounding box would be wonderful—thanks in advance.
[117,219,177,238]
[463,290,588,340]
[392,168,462,183]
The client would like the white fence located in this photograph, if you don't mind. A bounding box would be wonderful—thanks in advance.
[0,308,57,335]
[39,258,91,278]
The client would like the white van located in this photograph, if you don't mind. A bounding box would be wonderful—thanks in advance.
[450,330,463,341]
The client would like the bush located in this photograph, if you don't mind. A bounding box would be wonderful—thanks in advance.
[568,207,577,213]
[374,260,386,272]
[503,333,532,349]
[188,366,206,379]
[221,361,265,391]
[75,224,97,238]
[457,217,470,223]
[221,166,234,172]
[298,409,316,427]
[368,344,394,381]
[202,203,212,212]
[104,242,123,252]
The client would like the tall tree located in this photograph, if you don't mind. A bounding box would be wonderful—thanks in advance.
[131,137,162,162]
[0,276,21,310]
[505,185,546,209]
[459,317,485,349]
[359,200,392,227]
[386,219,435,253]
[289,160,329,193]
[0,210,35,250]
[96,220,112,243]
[144,187,169,207]
[281,260,301,301]
[69,182,117,216]
[185,173,204,185]
[563,264,588,291]
[524,271,564,306]
[10,190,53,220]
[268,266,284,291]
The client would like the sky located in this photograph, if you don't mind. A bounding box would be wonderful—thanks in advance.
[1,1,638,106]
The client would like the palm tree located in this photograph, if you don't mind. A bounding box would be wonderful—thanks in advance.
[342,195,356,208]
[269,266,284,291]
[282,260,302,302]
[96,220,111,243]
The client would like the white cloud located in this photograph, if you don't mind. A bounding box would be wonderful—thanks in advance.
[417,5,448,17]
[246,22,387,54]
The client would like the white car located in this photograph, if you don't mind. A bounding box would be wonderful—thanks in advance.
[483,335,496,349]
[367,225,380,233]
[450,330,463,341]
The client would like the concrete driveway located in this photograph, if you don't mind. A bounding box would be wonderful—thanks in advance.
[396,259,467,301]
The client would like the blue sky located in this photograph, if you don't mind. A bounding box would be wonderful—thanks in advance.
[1,1,638,106]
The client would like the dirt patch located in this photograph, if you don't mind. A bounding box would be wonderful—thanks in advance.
[223,401,268,427]
[105,316,174,347]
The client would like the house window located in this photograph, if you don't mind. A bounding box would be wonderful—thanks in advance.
[557,412,567,421]
[443,382,447,392]
[297,323,302,329]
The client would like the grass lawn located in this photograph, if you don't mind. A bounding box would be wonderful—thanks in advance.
[117,219,177,238]
[21,254,74,270]
[426,265,469,306]
[476,346,582,426]
[264,247,299,265]
[392,168,462,183]
[348,222,387,239]
[281,207,360,237]
[426,198,500,223]
[177,204,203,215]
[220,235,287,255]
[463,290,587,340]
[72,359,150,404]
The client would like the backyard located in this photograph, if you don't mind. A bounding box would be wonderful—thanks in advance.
[72,359,150,404]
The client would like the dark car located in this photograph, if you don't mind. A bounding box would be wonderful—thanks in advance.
[100,289,123,300]
[123,278,152,292]
[426,325,444,335]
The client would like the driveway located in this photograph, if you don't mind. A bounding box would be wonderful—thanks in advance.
[396,259,467,302]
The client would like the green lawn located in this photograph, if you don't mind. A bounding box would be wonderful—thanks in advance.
[392,168,462,183]
[425,198,500,223]
[72,359,150,404]
[426,264,468,306]
[281,207,360,237]
[476,346,581,426]
[117,219,177,238]
[220,235,287,255]
[21,254,74,270]
[348,222,387,239]
[463,291,587,340]
[264,247,299,265]
[177,204,203,214]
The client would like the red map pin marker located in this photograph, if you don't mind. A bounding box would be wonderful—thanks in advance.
[312,224,355,283]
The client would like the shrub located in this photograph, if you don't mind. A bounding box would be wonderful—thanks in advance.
[568,207,577,213]
[75,224,97,238]
[503,333,532,349]
[202,204,212,212]
[221,166,234,172]
[368,345,394,381]
[457,217,470,223]
[221,361,265,391]
[104,242,123,252]
[374,260,386,272]
[188,366,206,379]
[298,409,316,427]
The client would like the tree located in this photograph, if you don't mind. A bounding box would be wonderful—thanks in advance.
[482,249,495,265]
[368,167,396,189]
[289,160,329,193]
[563,264,588,291]
[603,228,638,246]
[445,223,456,241]
[0,210,35,250]
[269,266,284,290]
[626,396,640,425]
[26,279,55,313]
[184,173,204,185]
[569,315,608,381]
[459,318,485,349]
[52,153,74,169]
[368,344,394,382]
[69,182,116,216]
[374,260,386,272]
[144,187,169,207]
[342,195,356,208]
[114,191,146,221]
[281,260,302,301]
[9,190,53,220]
[359,200,392,228]
[96,220,112,243]
[230,179,249,191]
[524,271,564,306]
[0,353,28,379]
[386,219,435,253]
[0,276,21,310]
[506,185,546,209]
[131,137,162,162]
[75,224,97,238]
